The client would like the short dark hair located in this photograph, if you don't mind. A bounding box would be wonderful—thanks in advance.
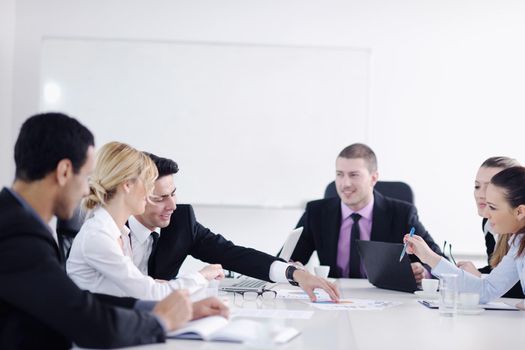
[146,153,179,178]
[480,156,519,169]
[490,166,525,257]
[14,112,95,181]
[337,143,377,172]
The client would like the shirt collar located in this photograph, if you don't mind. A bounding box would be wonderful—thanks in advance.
[341,196,374,221]
[93,206,130,239]
[510,233,524,248]
[129,215,160,244]
[483,220,493,235]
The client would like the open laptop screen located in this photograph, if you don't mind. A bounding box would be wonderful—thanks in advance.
[357,240,418,293]
[278,227,303,262]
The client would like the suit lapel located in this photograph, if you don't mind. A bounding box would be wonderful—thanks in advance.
[323,199,342,275]
[370,190,391,242]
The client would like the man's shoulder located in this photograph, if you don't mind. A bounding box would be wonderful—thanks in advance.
[170,204,194,218]
[173,203,193,211]
[161,204,195,233]
[0,197,59,267]
[374,191,415,213]
[0,194,44,239]
[304,197,340,212]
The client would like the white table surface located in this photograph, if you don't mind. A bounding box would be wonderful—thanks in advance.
[121,279,525,350]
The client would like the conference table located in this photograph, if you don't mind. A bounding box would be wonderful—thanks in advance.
[122,279,525,350]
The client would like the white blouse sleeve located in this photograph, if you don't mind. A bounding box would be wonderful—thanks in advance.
[432,246,521,303]
[81,230,176,300]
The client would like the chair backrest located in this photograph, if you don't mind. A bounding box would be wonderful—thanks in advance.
[56,207,85,259]
[324,180,414,204]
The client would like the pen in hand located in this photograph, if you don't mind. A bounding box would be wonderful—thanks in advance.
[399,227,415,262]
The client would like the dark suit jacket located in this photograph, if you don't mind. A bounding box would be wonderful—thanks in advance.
[148,204,280,281]
[0,188,165,350]
[290,191,442,278]
[479,218,524,298]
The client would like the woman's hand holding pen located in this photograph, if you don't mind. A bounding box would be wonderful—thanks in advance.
[403,234,442,269]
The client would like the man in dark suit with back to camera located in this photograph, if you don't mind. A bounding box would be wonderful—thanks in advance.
[290,143,442,281]
[0,113,227,350]
[128,154,340,302]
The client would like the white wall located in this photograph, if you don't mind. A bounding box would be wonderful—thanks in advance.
[5,0,525,260]
[0,0,15,186]
[39,38,370,207]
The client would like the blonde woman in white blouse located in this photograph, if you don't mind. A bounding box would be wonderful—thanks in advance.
[67,141,223,300]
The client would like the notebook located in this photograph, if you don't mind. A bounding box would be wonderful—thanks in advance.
[357,240,418,293]
[168,315,300,344]
[418,300,519,311]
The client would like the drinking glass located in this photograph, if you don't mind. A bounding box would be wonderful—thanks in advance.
[439,273,458,317]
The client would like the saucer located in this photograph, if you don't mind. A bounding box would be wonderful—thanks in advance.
[458,307,484,315]
[414,291,439,300]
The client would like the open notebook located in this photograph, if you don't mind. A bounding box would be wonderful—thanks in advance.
[168,316,300,344]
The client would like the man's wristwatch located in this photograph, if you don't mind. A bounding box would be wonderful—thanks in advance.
[285,265,299,286]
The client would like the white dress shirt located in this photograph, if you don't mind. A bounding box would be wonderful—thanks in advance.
[128,216,208,288]
[128,216,291,284]
[129,216,161,275]
[67,207,207,300]
[432,234,525,303]
[483,220,499,245]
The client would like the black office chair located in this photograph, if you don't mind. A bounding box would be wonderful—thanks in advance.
[324,180,414,204]
[56,206,85,259]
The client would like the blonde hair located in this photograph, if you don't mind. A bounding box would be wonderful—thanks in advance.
[83,141,158,210]
[490,235,510,268]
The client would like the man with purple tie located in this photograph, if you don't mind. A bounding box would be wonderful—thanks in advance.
[290,143,442,282]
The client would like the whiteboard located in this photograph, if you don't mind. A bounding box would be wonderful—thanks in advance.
[40,38,370,207]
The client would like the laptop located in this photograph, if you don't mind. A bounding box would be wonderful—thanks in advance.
[219,276,269,293]
[278,227,303,262]
[357,240,418,293]
[219,227,303,293]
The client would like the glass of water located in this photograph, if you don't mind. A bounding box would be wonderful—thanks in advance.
[439,273,458,317]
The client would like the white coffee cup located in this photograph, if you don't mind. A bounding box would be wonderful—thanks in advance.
[421,278,439,293]
[459,292,480,309]
[314,265,330,279]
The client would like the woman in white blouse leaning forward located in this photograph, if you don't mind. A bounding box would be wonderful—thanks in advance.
[404,166,525,305]
[67,141,224,300]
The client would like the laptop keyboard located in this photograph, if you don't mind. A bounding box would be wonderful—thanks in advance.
[233,278,267,288]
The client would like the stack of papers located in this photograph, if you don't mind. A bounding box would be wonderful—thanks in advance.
[276,288,332,301]
[308,299,402,311]
[276,289,401,310]
[231,308,314,319]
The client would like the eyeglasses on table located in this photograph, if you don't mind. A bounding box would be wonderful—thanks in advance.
[232,288,277,301]
[442,240,456,265]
